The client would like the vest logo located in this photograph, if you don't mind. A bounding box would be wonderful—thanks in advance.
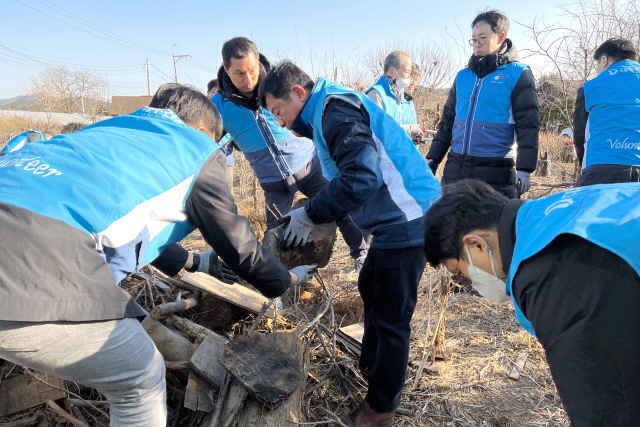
[544,199,574,215]
[491,74,505,84]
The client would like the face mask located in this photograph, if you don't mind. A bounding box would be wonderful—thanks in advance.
[465,245,511,304]
[392,69,410,90]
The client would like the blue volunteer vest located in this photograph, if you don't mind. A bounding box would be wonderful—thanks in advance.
[0,107,221,283]
[452,62,528,157]
[1,130,46,153]
[583,60,640,168]
[368,76,402,123]
[299,78,441,236]
[506,184,640,334]
[401,97,418,125]
[211,93,316,183]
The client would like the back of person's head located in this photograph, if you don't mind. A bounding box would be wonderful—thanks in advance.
[411,63,422,77]
[472,9,510,36]
[207,79,218,94]
[149,83,223,140]
[222,37,259,68]
[424,180,509,267]
[258,60,315,107]
[383,51,410,74]
[593,37,638,63]
[60,122,86,134]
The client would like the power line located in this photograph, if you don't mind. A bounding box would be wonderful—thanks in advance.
[14,0,171,56]
[36,0,172,56]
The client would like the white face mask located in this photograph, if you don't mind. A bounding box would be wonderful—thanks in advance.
[392,69,410,90]
[465,245,511,304]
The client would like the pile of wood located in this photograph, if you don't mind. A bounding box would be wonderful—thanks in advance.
[0,272,312,427]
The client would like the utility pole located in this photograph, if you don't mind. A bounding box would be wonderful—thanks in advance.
[172,44,191,83]
[145,58,151,96]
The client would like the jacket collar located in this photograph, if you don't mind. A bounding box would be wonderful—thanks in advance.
[216,53,271,111]
[498,198,525,275]
[467,38,520,78]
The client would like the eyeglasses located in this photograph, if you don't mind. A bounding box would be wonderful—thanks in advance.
[468,37,489,47]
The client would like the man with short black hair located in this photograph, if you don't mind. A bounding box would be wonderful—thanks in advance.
[423,179,640,427]
[0,83,316,426]
[426,9,540,198]
[212,37,368,265]
[259,60,441,426]
[367,51,424,139]
[572,37,640,186]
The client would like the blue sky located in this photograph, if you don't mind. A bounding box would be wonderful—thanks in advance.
[1,0,566,99]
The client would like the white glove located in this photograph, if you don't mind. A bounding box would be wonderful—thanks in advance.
[516,171,531,196]
[281,207,316,248]
[403,124,424,138]
[290,264,319,286]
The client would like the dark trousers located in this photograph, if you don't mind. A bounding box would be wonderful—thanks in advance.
[442,152,518,199]
[513,234,640,427]
[358,245,426,412]
[261,156,367,259]
[150,243,189,277]
[574,164,640,187]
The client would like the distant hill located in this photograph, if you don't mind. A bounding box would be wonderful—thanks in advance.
[0,98,40,111]
[0,95,30,106]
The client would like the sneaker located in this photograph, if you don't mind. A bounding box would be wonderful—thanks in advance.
[338,401,394,427]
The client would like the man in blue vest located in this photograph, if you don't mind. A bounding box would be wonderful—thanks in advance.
[0,84,317,426]
[573,37,640,186]
[367,51,425,140]
[426,10,540,199]
[259,61,441,427]
[1,130,50,155]
[211,37,368,264]
[423,179,640,427]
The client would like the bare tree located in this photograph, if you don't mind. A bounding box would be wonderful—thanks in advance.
[523,0,640,128]
[26,67,110,122]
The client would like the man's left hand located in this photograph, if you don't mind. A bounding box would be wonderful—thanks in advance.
[281,207,316,248]
[516,171,531,196]
[197,250,238,284]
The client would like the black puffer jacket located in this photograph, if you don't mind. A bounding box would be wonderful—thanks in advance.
[427,39,540,175]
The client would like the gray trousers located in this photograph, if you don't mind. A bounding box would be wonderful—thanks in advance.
[0,318,166,427]
[261,156,368,259]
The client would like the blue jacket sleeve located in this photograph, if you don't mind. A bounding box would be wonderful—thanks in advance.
[304,98,383,224]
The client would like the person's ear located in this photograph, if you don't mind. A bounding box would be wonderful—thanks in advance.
[223,66,230,76]
[461,234,489,253]
[291,85,307,101]
[195,126,216,141]
[497,32,506,44]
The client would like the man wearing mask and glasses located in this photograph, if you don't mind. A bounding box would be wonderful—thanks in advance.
[367,51,425,140]
[424,179,640,427]
[426,10,540,198]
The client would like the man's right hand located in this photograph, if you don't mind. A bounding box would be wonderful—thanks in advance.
[289,264,319,286]
[280,207,316,248]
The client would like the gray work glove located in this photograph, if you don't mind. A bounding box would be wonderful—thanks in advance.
[427,158,439,175]
[516,171,531,196]
[290,264,319,286]
[195,250,238,284]
[281,207,316,248]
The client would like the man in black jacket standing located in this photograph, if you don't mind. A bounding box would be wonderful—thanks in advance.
[426,10,539,198]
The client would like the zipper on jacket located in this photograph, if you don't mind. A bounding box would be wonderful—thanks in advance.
[463,77,483,155]
[254,110,292,178]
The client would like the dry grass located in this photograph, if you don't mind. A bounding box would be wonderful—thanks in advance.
[0,117,62,149]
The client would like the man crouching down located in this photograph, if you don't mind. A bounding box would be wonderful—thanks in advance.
[423,179,640,427]
[0,83,316,426]
[259,61,441,426]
